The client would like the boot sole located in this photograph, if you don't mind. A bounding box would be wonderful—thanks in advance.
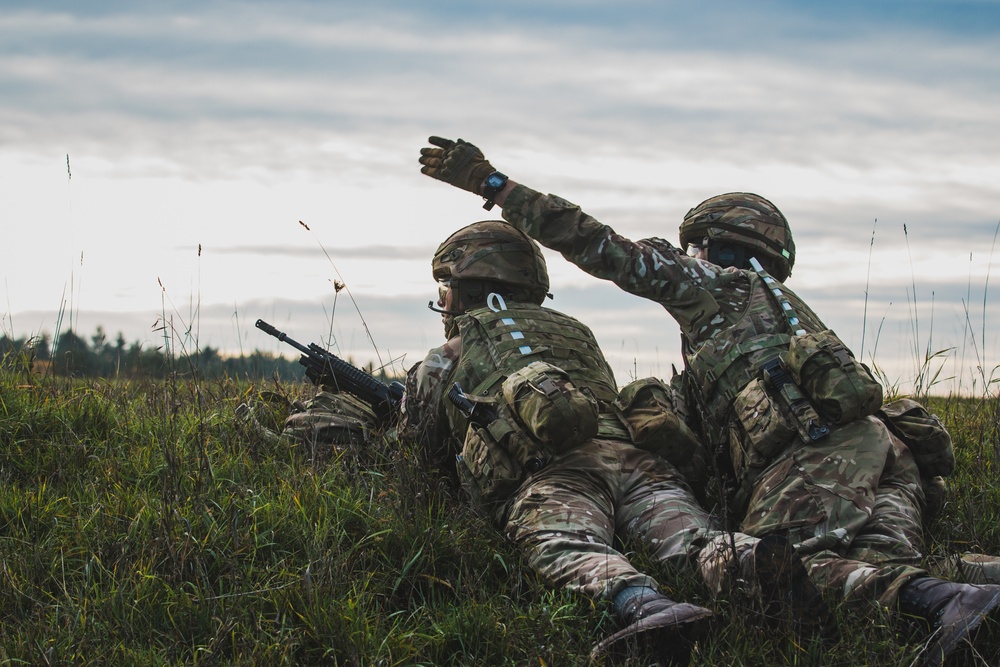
[920,585,1000,666]
[590,604,714,664]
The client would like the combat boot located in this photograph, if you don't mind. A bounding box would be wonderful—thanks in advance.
[898,576,1000,666]
[591,586,713,665]
[731,534,839,641]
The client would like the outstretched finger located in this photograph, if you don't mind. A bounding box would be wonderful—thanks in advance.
[427,136,454,149]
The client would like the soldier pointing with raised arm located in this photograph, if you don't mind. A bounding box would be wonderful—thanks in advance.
[418,135,1000,666]
[400,219,831,663]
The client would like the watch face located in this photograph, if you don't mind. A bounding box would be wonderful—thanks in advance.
[486,173,506,188]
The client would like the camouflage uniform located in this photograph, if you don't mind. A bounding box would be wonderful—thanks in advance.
[236,389,375,454]
[498,184,928,607]
[282,390,376,451]
[403,300,758,602]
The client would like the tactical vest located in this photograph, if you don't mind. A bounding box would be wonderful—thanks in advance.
[445,300,620,432]
[683,271,828,446]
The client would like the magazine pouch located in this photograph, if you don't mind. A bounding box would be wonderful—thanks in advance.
[501,361,600,454]
[786,329,883,424]
[614,376,702,469]
[730,377,799,477]
[456,413,539,508]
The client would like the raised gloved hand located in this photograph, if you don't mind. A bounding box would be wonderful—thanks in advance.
[418,136,495,195]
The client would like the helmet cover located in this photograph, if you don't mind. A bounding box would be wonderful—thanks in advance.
[432,220,550,301]
[679,192,795,280]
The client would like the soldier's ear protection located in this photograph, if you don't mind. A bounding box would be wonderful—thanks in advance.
[707,241,748,270]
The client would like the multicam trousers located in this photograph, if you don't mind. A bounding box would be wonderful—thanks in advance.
[740,416,927,607]
[503,437,757,601]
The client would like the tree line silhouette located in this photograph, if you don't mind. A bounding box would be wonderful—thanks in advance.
[1,326,306,381]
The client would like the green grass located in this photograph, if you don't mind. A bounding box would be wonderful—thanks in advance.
[2,367,1000,665]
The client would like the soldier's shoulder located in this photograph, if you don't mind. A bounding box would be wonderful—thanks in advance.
[411,338,462,383]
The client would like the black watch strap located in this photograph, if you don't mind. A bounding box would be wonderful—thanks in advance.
[481,171,508,211]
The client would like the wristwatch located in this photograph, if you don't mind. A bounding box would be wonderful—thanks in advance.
[481,171,508,211]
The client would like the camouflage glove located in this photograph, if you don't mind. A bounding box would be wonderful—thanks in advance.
[418,136,496,195]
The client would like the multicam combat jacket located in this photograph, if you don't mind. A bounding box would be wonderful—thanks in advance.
[499,185,832,448]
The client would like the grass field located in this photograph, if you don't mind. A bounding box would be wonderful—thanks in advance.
[2,362,1000,666]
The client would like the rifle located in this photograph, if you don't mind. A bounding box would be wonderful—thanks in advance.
[255,319,404,424]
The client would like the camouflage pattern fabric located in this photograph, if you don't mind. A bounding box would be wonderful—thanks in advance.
[504,436,758,600]
[282,390,377,452]
[614,376,709,488]
[501,360,600,453]
[785,329,883,425]
[679,192,795,281]
[402,335,464,474]
[741,416,925,606]
[876,398,955,524]
[876,398,955,479]
[454,302,620,405]
[500,184,929,606]
[432,220,550,299]
[403,302,759,601]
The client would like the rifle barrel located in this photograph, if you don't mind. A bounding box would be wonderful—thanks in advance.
[255,319,312,356]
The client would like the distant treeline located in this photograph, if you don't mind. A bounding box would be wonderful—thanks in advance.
[1,326,307,381]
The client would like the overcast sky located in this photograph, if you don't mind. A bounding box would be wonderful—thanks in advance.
[1,0,998,394]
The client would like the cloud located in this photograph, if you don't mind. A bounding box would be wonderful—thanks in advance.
[207,244,434,259]
[1,0,998,393]
[4,3,997,159]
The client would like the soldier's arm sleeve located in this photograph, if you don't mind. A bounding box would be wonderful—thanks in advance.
[402,364,446,468]
[501,184,721,336]
[401,342,463,473]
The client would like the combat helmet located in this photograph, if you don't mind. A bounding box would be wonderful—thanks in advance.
[679,192,795,281]
[432,220,550,304]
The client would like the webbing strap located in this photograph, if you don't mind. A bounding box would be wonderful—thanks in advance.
[536,376,578,434]
[685,219,789,257]
[596,414,631,441]
[749,261,805,336]
[470,369,507,398]
[454,241,531,274]
[700,333,791,396]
